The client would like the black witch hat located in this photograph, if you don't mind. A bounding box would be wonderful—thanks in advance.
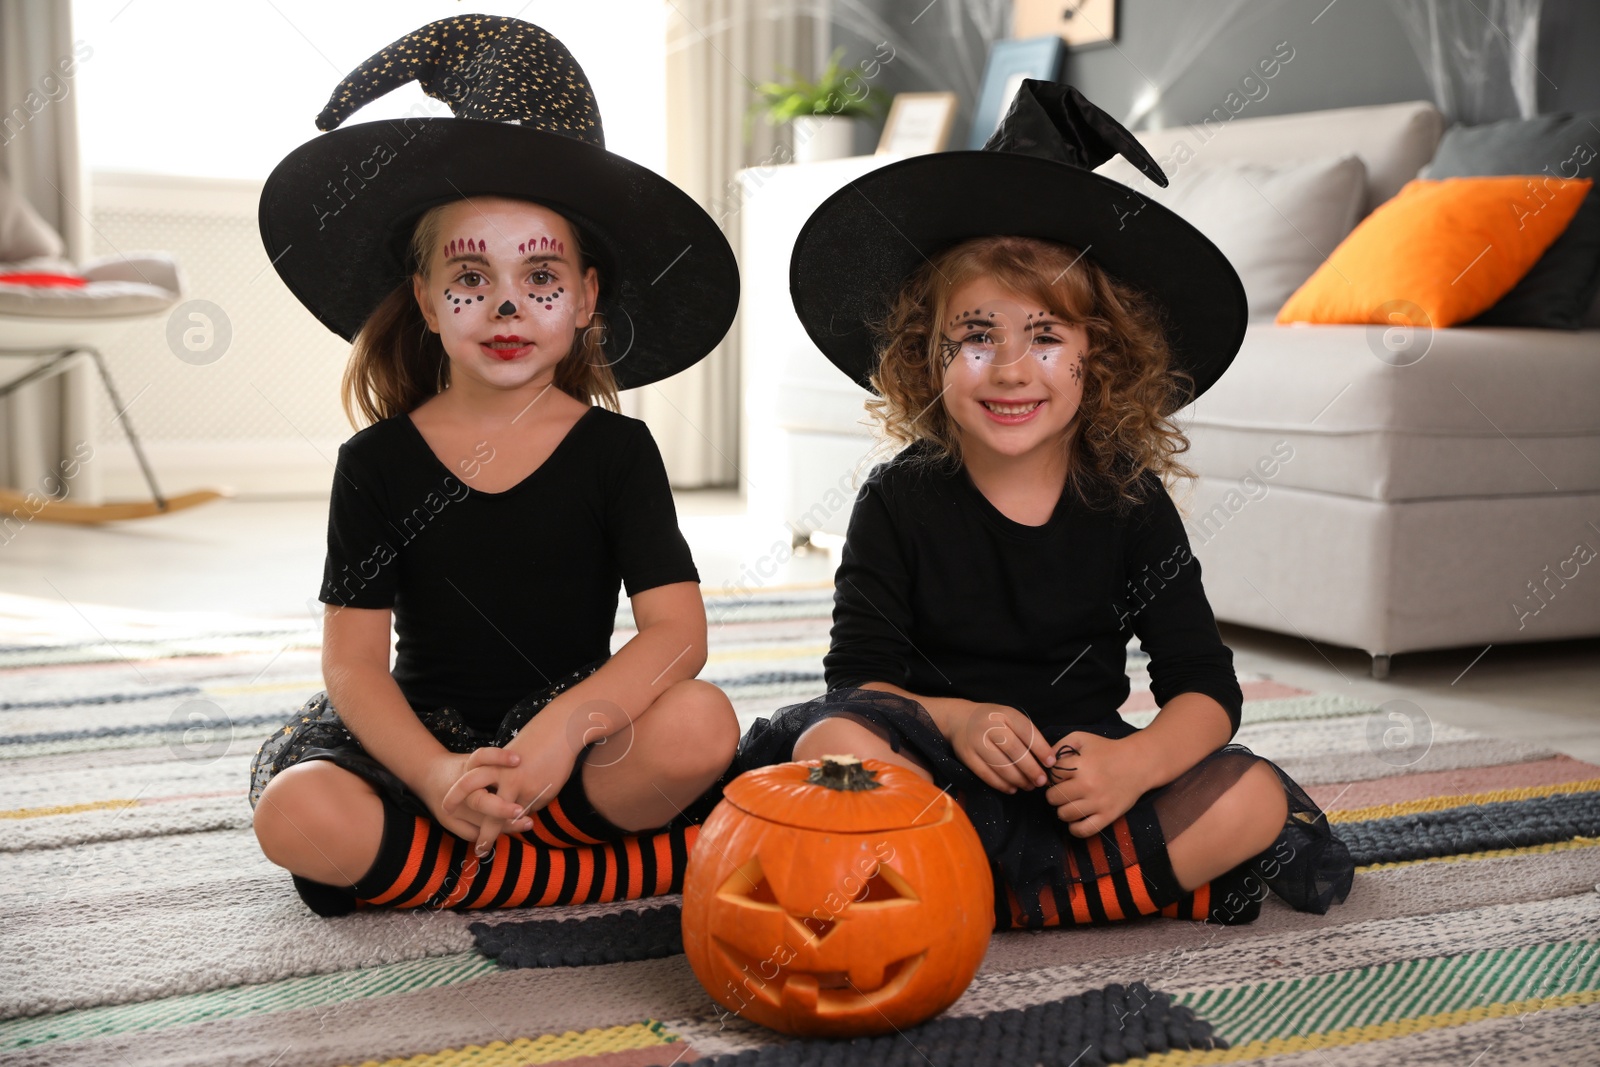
[790,81,1246,409]
[260,14,738,390]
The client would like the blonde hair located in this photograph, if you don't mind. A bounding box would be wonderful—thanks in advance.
[866,235,1195,511]
[340,201,621,428]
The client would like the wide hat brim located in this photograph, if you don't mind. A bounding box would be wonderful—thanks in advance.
[260,118,739,391]
[790,152,1247,410]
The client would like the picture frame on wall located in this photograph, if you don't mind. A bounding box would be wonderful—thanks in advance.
[1013,0,1119,49]
[876,91,959,156]
[968,35,1067,149]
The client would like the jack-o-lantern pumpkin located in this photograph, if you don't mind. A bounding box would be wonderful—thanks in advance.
[681,755,994,1037]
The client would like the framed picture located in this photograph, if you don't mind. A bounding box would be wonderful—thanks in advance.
[1013,0,1119,49]
[876,91,959,156]
[968,35,1066,150]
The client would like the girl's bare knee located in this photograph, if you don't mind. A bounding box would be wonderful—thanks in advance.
[680,681,740,772]
[793,716,886,762]
[644,679,738,775]
[1232,761,1289,853]
[252,761,371,867]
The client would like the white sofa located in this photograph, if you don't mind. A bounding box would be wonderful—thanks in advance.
[739,101,1600,677]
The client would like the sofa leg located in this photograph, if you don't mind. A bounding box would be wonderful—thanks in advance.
[1370,653,1391,680]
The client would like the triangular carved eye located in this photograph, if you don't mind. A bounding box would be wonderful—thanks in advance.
[857,870,908,902]
[855,868,914,903]
[718,857,779,905]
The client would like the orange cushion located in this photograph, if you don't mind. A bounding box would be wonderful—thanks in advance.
[1276,175,1593,327]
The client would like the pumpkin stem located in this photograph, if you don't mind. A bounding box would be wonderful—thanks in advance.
[808,754,881,791]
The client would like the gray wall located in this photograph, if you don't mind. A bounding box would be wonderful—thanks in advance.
[836,0,1600,152]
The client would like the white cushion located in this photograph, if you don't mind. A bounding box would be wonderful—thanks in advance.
[1095,154,1367,320]
[0,252,182,320]
[1180,323,1600,501]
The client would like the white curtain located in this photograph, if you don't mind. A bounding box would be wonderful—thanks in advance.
[0,0,98,502]
[641,0,822,488]
[1390,0,1546,123]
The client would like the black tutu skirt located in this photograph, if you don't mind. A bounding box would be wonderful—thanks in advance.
[732,688,1354,928]
[249,655,616,819]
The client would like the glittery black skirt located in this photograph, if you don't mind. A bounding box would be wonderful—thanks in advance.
[249,656,614,819]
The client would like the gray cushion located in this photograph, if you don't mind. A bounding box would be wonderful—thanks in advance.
[1421,113,1600,329]
[1095,154,1367,320]
[1117,100,1443,217]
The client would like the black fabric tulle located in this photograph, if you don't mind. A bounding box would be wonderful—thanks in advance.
[249,655,612,817]
[732,688,1354,927]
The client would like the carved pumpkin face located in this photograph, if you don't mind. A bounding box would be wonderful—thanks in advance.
[681,757,994,1037]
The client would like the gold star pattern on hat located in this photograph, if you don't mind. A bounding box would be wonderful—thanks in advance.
[314,14,602,146]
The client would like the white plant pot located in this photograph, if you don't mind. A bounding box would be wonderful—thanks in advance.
[791,115,857,163]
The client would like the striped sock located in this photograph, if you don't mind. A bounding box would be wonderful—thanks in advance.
[345,797,697,911]
[995,811,1263,929]
[1170,860,1268,926]
[518,755,632,846]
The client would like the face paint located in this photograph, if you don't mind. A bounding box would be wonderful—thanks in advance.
[942,304,1078,373]
[936,277,1090,461]
[938,335,962,370]
[417,197,599,395]
[530,286,564,310]
[444,238,487,258]
[518,236,566,256]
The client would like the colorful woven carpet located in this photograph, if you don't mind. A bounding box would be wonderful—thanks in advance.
[1,585,1596,1066]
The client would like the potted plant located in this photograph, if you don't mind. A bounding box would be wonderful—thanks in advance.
[750,48,890,164]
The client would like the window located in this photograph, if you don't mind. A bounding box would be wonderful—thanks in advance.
[71,0,668,180]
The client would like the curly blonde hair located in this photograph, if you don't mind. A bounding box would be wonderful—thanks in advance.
[865,234,1195,511]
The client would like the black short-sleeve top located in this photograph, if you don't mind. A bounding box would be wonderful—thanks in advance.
[821,442,1243,741]
[319,405,700,731]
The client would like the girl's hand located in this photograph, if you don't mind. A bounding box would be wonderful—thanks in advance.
[950,703,1056,794]
[1044,731,1152,837]
[418,748,537,843]
[444,742,579,858]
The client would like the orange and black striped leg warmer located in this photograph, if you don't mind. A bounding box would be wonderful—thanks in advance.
[290,796,696,916]
[1162,860,1269,926]
[349,801,697,911]
[995,810,1264,930]
[517,750,633,847]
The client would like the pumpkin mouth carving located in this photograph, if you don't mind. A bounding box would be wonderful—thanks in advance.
[711,936,928,1014]
[711,855,927,1012]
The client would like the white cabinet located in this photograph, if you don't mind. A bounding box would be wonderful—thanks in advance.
[736,154,901,542]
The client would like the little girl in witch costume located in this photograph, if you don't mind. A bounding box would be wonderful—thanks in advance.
[736,82,1355,929]
[249,16,741,916]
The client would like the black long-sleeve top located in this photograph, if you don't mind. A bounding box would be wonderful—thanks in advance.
[822,442,1243,742]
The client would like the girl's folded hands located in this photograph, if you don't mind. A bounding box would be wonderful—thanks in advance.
[442,735,579,857]
[418,747,540,846]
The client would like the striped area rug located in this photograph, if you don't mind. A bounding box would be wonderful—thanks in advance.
[1,585,1596,1066]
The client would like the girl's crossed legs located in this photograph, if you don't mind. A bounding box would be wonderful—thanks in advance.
[792,710,1293,926]
[253,677,737,906]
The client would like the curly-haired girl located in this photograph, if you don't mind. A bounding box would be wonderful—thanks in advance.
[736,81,1354,930]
